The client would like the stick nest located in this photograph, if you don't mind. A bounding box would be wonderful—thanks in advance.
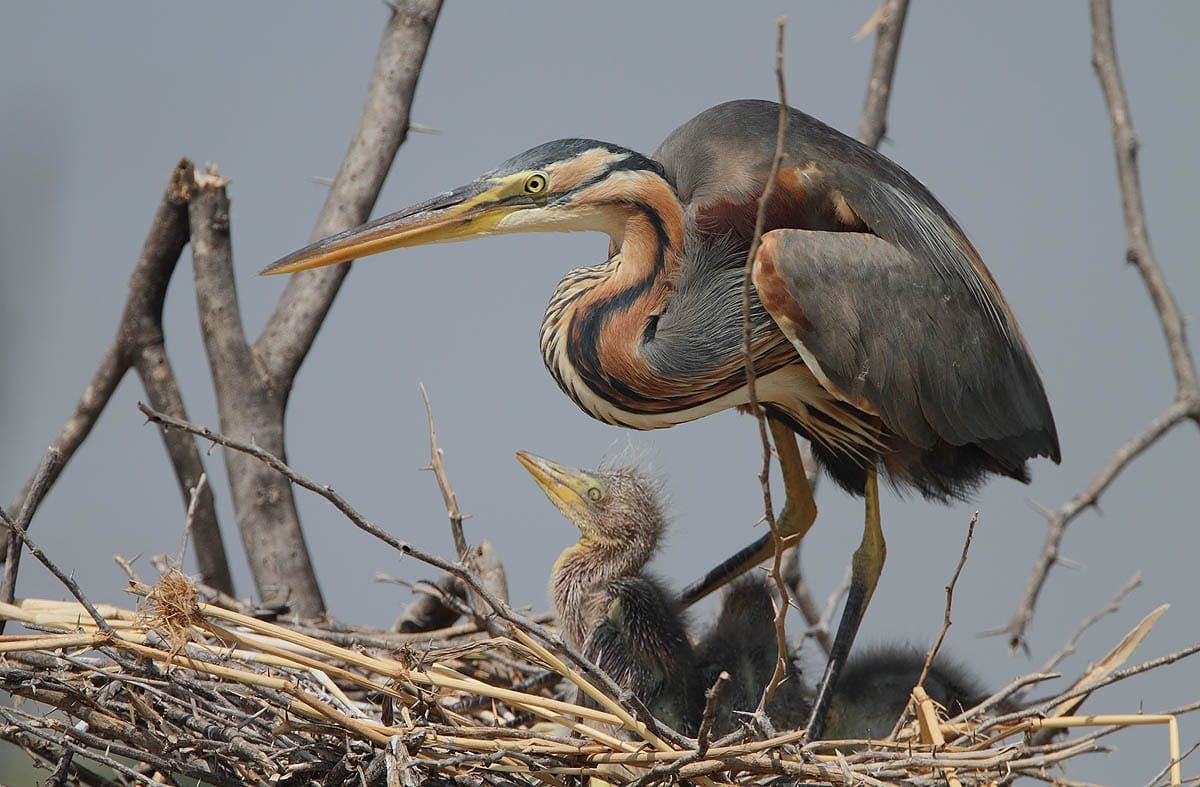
[0,569,1188,786]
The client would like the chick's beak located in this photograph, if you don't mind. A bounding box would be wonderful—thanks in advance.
[261,180,523,275]
[515,451,593,526]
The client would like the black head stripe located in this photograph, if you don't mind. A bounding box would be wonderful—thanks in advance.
[490,139,665,181]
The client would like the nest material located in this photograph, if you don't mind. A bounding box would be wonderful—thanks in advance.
[0,572,1186,786]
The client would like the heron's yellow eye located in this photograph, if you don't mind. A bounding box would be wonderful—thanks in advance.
[586,486,604,502]
[523,172,548,195]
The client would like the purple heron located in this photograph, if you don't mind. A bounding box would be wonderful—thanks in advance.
[264,100,1059,735]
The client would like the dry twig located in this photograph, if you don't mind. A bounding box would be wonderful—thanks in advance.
[917,511,979,688]
[1003,0,1200,652]
[136,403,692,751]
[420,384,467,560]
[740,16,793,717]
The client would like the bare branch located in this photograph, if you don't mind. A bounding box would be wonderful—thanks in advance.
[740,16,792,716]
[256,1,445,384]
[917,511,978,688]
[188,168,325,617]
[886,512,979,741]
[179,3,444,617]
[857,0,911,148]
[697,672,731,757]
[1004,0,1199,647]
[420,384,467,560]
[2,160,232,595]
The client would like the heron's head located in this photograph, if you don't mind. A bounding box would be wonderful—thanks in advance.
[515,450,665,560]
[262,140,674,275]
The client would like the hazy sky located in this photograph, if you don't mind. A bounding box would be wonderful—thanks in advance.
[2,4,1198,783]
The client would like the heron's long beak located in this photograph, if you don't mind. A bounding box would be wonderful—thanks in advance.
[515,451,593,525]
[261,180,527,275]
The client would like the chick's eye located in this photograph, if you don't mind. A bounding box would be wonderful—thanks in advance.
[587,487,603,502]
[523,172,548,194]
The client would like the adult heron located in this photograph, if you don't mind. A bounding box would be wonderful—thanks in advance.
[264,99,1059,735]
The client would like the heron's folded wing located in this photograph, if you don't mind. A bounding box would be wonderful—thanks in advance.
[753,229,1058,469]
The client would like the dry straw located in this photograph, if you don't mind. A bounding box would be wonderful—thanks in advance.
[0,566,1192,786]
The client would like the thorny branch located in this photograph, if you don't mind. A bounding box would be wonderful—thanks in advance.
[741,16,792,718]
[1003,0,1200,652]
[784,0,912,653]
[1,159,232,596]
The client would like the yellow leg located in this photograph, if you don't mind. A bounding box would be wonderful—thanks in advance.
[807,464,887,739]
[677,417,819,606]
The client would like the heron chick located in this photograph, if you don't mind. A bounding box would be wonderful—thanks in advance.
[519,450,998,740]
[516,450,698,733]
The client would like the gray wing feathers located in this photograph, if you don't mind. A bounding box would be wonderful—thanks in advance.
[642,234,776,381]
[760,230,1057,467]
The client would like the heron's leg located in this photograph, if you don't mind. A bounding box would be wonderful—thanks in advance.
[806,464,886,739]
[677,418,818,606]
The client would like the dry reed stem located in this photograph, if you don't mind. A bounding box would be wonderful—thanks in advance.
[0,553,1194,784]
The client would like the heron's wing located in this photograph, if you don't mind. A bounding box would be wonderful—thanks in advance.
[655,100,1059,465]
[754,229,1058,470]
[585,576,697,731]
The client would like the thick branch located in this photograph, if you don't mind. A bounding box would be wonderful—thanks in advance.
[2,159,232,595]
[189,171,325,617]
[1002,0,1200,651]
[256,1,444,385]
[857,0,911,149]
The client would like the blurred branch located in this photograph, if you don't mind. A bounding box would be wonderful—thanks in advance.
[856,0,911,148]
[1002,0,1200,652]
[1,159,233,596]
[256,0,443,383]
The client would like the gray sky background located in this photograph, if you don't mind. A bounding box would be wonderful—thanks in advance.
[2,4,1198,783]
